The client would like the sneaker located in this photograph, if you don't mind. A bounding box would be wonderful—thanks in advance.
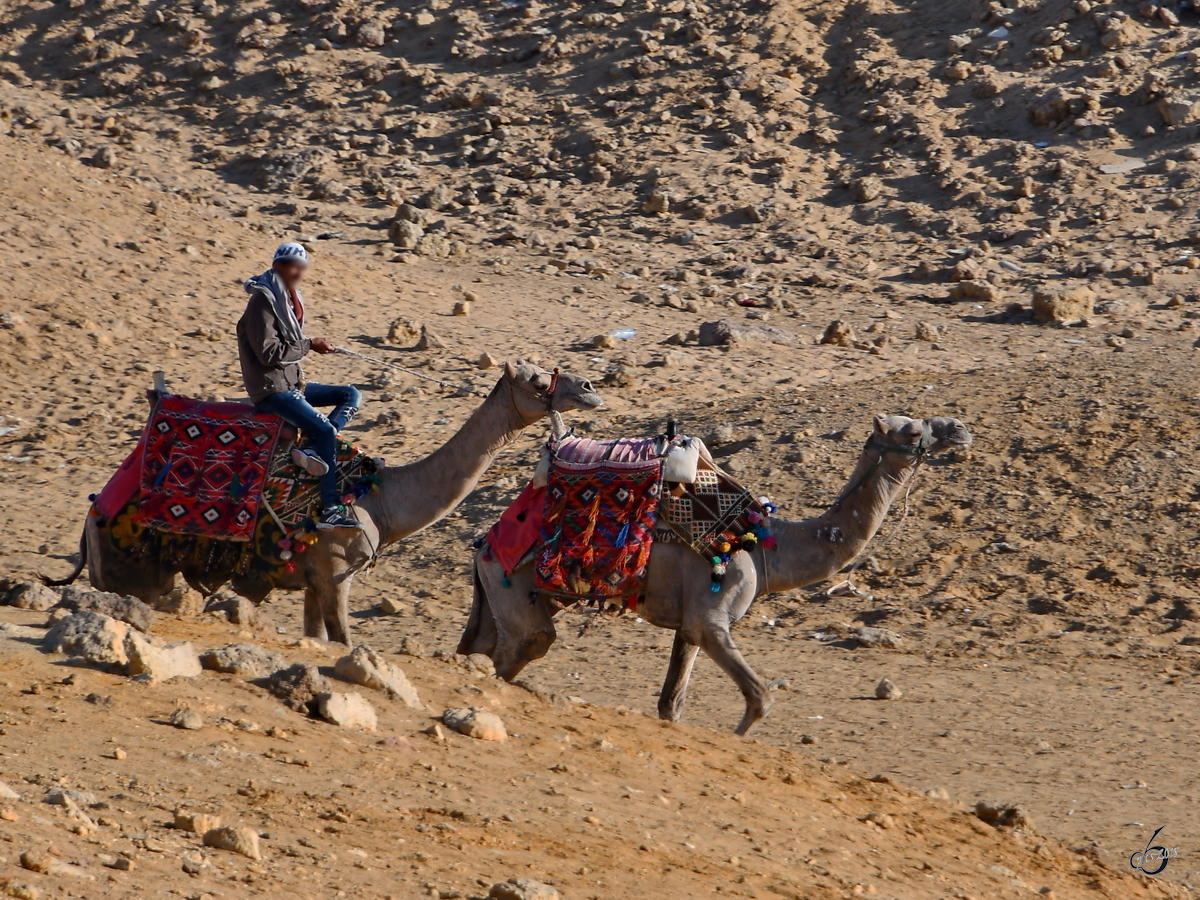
[291,447,330,477]
[316,506,363,531]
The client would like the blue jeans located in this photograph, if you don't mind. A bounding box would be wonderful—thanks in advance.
[256,383,362,509]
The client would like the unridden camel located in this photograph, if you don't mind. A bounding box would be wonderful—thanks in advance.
[53,362,603,645]
[458,415,972,734]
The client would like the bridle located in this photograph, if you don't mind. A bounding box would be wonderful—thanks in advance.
[507,366,561,413]
[830,420,933,512]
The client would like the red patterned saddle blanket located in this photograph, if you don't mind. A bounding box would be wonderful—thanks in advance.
[98,394,377,542]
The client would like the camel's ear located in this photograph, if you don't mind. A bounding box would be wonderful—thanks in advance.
[873,415,888,436]
[503,361,518,381]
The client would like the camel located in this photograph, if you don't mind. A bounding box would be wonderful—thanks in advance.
[457,414,972,735]
[50,361,603,645]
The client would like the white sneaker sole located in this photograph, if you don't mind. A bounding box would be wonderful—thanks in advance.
[291,448,330,477]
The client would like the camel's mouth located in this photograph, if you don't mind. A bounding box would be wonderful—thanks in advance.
[574,390,605,410]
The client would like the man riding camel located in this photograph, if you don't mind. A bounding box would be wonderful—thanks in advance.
[237,242,364,531]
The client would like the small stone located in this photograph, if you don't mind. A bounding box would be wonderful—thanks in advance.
[3,582,59,611]
[43,611,130,668]
[855,627,903,649]
[415,325,446,351]
[57,587,154,632]
[386,317,422,346]
[477,352,499,370]
[1032,285,1095,324]
[333,645,422,709]
[355,19,387,47]
[422,722,446,741]
[125,632,201,682]
[948,280,1001,303]
[452,301,471,317]
[799,734,816,745]
[19,850,53,874]
[975,800,1035,831]
[203,595,268,631]
[398,636,427,658]
[174,812,222,834]
[265,663,331,713]
[442,707,507,741]
[914,322,941,343]
[641,190,671,215]
[488,878,560,900]
[863,811,894,829]
[92,146,117,169]
[0,780,21,800]
[820,320,856,347]
[1158,94,1200,127]
[389,218,424,249]
[875,677,903,700]
[169,707,204,730]
[111,748,127,760]
[590,333,617,349]
[74,26,95,42]
[199,643,284,679]
[317,691,378,730]
[377,597,406,615]
[203,826,262,860]
[852,177,883,203]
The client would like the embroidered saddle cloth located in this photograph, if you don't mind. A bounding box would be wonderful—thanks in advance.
[124,394,376,541]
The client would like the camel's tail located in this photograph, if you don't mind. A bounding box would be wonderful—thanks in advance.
[40,526,87,587]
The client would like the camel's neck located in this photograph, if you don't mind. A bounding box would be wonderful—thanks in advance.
[757,446,919,595]
[361,384,534,545]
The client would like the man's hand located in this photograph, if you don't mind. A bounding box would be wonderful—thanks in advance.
[309,337,337,355]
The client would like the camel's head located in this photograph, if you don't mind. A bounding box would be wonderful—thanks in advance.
[502,360,603,422]
[871,415,973,456]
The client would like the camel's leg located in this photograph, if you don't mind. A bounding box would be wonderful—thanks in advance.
[658,632,700,722]
[697,625,772,735]
[325,573,355,647]
[303,587,327,642]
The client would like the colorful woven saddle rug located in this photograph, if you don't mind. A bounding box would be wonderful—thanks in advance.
[127,394,378,542]
[489,433,774,602]
[533,435,667,607]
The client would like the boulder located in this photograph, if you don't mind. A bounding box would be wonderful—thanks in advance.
[125,632,201,682]
[852,176,883,203]
[174,812,221,833]
[334,646,422,709]
[317,691,378,731]
[874,677,903,700]
[355,19,387,48]
[854,627,904,649]
[1032,285,1095,324]
[203,826,262,860]
[44,611,130,668]
[57,587,154,633]
[200,643,285,679]
[386,317,422,345]
[3,581,59,611]
[975,800,1035,831]
[169,707,204,730]
[265,663,331,714]
[389,218,424,249]
[488,878,561,900]
[820,319,856,347]
[442,707,507,741]
[1158,94,1200,127]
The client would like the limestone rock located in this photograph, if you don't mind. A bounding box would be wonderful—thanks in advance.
[174,811,221,833]
[0,780,21,800]
[334,645,422,708]
[43,611,130,669]
[93,146,117,169]
[125,632,201,682]
[203,826,262,860]
[169,707,204,730]
[317,691,378,730]
[265,663,331,713]
[641,189,671,215]
[3,581,59,611]
[875,677,903,700]
[355,19,387,48]
[975,800,1035,831]
[415,325,446,351]
[442,707,507,741]
[852,176,883,203]
[386,317,422,346]
[488,878,561,900]
[452,300,471,316]
[477,352,499,370]
[199,643,284,679]
[855,627,903,649]
[1158,94,1200,127]
[204,595,268,631]
[377,597,406,615]
[389,218,424,249]
[58,587,154,633]
[698,319,795,348]
[949,280,1002,303]
[1032,285,1095,324]
[820,320,856,347]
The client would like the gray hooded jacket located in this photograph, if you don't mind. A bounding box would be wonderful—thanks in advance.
[237,270,312,403]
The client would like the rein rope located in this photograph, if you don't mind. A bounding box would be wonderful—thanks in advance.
[824,424,932,600]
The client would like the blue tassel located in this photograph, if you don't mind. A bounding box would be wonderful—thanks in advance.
[615,522,630,548]
[501,575,512,588]
[710,582,721,593]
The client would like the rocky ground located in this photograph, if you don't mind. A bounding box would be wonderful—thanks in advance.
[3,0,1200,894]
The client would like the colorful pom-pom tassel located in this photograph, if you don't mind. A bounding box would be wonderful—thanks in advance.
[763,537,777,550]
[284,561,297,573]
[501,575,512,588]
[279,549,293,561]
[295,541,307,554]
[710,582,721,593]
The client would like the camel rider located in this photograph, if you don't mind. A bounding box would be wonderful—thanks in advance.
[237,242,364,531]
